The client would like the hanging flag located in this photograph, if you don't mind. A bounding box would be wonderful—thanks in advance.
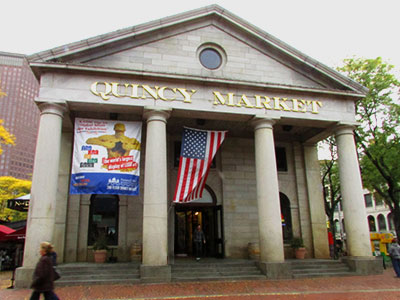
[173,127,227,203]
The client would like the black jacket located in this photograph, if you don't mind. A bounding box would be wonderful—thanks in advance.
[31,254,55,291]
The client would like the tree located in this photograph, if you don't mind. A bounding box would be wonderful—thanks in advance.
[0,176,31,222]
[337,57,400,237]
[320,136,342,256]
[0,83,15,155]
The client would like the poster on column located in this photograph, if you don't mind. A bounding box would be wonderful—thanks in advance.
[70,118,142,195]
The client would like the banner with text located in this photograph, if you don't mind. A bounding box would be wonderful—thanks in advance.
[70,118,142,195]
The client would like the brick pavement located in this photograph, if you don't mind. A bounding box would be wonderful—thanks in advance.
[1,269,400,300]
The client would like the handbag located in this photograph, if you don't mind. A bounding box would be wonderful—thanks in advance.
[53,267,61,281]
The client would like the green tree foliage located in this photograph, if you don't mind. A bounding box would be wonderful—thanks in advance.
[0,83,16,155]
[0,176,30,222]
[338,57,400,237]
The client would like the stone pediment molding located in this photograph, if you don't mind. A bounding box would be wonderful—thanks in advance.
[28,5,367,97]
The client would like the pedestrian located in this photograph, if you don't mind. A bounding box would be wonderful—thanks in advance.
[388,238,400,278]
[30,242,60,300]
[193,224,206,261]
[328,231,334,258]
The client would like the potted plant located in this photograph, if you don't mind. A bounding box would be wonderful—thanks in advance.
[92,233,109,263]
[290,237,306,259]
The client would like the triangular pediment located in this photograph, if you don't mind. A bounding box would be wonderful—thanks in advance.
[28,5,367,96]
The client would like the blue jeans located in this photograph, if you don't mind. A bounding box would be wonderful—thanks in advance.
[391,258,400,277]
[30,290,59,300]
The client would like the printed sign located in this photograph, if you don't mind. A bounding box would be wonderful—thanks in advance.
[70,118,142,195]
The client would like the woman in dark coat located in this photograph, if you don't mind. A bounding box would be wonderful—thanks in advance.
[30,242,59,300]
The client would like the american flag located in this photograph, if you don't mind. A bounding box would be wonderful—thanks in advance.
[173,127,227,203]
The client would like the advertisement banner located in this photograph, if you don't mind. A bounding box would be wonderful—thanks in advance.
[70,118,142,195]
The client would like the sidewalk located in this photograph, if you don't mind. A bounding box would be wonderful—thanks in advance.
[1,268,400,300]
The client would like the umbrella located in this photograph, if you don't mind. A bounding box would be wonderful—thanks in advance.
[0,225,16,242]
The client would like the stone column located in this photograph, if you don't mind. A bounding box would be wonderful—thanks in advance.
[303,143,330,258]
[53,131,73,263]
[77,197,90,262]
[15,103,66,288]
[118,197,128,261]
[252,117,289,278]
[335,125,371,257]
[140,108,171,282]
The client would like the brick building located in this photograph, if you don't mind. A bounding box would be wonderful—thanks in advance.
[0,52,40,179]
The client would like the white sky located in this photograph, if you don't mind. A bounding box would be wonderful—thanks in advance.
[1,0,400,73]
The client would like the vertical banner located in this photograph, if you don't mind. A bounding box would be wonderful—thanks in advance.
[70,118,142,195]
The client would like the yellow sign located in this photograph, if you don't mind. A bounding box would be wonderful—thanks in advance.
[90,81,322,114]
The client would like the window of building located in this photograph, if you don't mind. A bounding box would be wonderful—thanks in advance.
[374,192,384,206]
[88,194,119,246]
[197,43,226,70]
[199,48,222,70]
[364,193,373,208]
[275,147,288,172]
[368,215,376,232]
[378,214,387,231]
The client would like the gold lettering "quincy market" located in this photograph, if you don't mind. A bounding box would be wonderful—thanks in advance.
[213,92,322,114]
[90,82,323,114]
[91,82,196,102]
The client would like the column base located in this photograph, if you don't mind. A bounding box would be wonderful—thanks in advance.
[257,261,291,279]
[15,266,35,288]
[342,256,383,275]
[140,265,171,283]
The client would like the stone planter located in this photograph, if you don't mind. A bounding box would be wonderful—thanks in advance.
[294,247,306,259]
[130,242,142,262]
[93,249,107,263]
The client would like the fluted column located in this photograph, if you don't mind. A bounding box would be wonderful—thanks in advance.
[335,125,371,257]
[16,103,66,288]
[142,108,171,266]
[252,118,284,262]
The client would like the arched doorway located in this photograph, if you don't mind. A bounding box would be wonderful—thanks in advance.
[174,185,224,258]
[280,193,293,241]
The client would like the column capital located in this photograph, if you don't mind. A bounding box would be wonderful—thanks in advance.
[143,107,171,124]
[334,124,356,138]
[38,103,67,118]
[250,116,276,131]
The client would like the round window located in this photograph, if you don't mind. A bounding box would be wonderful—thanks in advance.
[199,48,222,70]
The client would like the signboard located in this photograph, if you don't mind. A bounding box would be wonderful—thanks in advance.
[70,118,142,195]
[7,199,29,212]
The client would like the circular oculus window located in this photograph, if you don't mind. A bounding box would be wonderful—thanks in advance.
[199,48,222,70]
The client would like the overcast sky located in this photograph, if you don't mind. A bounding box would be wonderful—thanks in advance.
[1,0,399,73]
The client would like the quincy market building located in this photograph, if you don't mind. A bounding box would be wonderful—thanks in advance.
[16,5,381,286]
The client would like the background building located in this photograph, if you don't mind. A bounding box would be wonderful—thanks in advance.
[0,52,40,179]
[334,191,395,239]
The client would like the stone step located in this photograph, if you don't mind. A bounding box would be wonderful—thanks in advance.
[172,274,266,282]
[289,259,355,279]
[292,267,350,274]
[172,265,259,272]
[55,263,140,286]
[292,271,356,279]
[171,261,265,282]
[56,278,141,286]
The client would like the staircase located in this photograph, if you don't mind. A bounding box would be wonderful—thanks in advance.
[171,258,266,282]
[55,262,140,286]
[290,259,356,279]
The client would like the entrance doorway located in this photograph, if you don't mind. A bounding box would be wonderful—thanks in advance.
[174,186,224,258]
